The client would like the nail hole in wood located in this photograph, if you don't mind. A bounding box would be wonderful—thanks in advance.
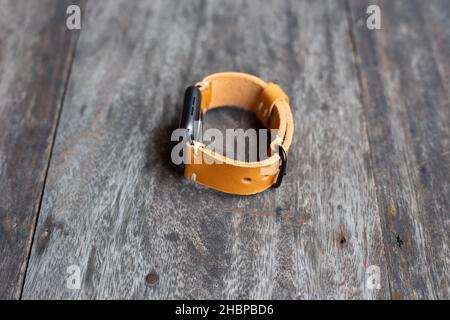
[145,272,159,286]
[420,166,427,177]
[396,234,403,247]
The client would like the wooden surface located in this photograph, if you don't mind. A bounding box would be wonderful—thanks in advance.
[0,0,83,299]
[349,0,450,300]
[0,0,448,299]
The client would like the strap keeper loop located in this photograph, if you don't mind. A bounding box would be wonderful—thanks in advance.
[260,83,289,110]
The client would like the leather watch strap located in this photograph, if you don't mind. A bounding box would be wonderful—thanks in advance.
[184,72,294,195]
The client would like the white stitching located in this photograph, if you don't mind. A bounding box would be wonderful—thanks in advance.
[196,81,209,90]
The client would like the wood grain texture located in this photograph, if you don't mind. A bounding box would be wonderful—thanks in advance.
[21,0,389,299]
[348,0,450,299]
[0,0,82,299]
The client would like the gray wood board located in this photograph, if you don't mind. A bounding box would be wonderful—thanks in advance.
[348,0,450,299]
[22,0,389,299]
[0,0,83,299]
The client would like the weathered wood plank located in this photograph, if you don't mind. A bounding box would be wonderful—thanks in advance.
[23,0,388,299]
[0,0,83,299]
[348,0,450,299]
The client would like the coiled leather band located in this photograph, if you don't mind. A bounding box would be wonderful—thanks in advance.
[184,72,294,195]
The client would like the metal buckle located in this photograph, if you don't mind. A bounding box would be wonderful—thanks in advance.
[272,145,287,188]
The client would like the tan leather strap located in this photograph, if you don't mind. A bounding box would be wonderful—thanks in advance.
[184,72,294,195]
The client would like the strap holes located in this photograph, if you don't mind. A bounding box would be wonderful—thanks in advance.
[242,177,252,184]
